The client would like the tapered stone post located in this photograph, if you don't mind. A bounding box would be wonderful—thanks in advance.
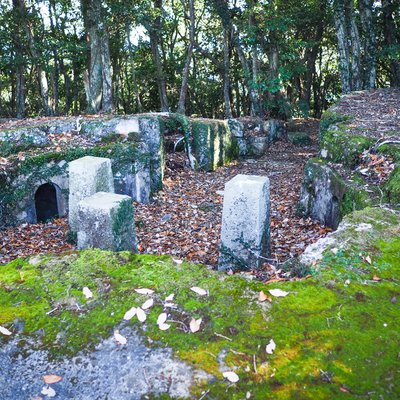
[68,156,114,232]
[218,174,270,271]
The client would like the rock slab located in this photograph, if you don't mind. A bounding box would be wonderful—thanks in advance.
[69,156,114,232]
[77,192,136,251]
[219,174,270,270]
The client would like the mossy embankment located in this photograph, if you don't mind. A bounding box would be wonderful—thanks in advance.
[1,208,399,399]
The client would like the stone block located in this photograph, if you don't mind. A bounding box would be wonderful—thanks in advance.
[77,192,136,251]
[227,119,245,137]
[69,156,114,232]
[218,174,270,271]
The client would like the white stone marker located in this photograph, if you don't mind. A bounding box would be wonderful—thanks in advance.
[69,156,114,232]
[218,174,270,271]
[77,192,136,251]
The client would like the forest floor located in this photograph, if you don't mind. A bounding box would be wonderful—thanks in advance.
[0,119,329,278]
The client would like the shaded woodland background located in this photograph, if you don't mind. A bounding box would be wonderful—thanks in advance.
[0,0,399,120]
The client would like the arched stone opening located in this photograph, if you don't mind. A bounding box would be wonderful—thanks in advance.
[34,183,60,223]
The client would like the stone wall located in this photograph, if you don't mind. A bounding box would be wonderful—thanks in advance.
[0,115,161,226]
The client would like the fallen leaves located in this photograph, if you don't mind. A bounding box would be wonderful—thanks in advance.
[114,331,127,345]
[136,307,147,322]
[190,286,207,296]
[266,339,276,354]
[141,298,154,310]
[123,307,137,321]
[43,375,62,384]
[223,371,240,383]
[41,386,56,397]
[268,289,289,298]
[0,326,12,336]
[258,291,272,303]
[157,312,170,330]
[134,288,154,295]
[189,318,202,333]
[157,313,168,326]
[82,287,93,299]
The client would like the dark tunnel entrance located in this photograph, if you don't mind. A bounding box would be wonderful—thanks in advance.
[34,183,59,223]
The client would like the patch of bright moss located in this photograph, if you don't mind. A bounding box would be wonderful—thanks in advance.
[1,219,399,399]
[385,165,400,204]
[320,128,374,167]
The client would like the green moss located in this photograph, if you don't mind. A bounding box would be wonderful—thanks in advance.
[1,217,400,399]
[385,165,400,204]
[320,129,374,167]
[190,119,239,171]
[319,111,352,143]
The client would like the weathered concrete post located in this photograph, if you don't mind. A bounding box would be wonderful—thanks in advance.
[68,156,114,232]
[77,192,136,251]
[218,174,270,271]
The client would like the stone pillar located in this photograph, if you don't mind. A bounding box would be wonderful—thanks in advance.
[218,174,270,271]
[77,192,136,251]
[68,156,114,232]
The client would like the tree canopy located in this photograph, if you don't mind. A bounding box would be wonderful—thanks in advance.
[0,0,399,119]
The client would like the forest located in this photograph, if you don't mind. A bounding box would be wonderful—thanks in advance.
[0,0,399,121]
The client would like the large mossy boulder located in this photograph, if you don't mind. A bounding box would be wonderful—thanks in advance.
[190,119,239,171]
[1,206,400,399]
[298,158,374,228]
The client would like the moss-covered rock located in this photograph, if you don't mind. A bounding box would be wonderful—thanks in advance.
[298,158,374,228]
[190,119,239,171]
[288,131,312,146]
[1,207,399,399]
[385,165,400,205]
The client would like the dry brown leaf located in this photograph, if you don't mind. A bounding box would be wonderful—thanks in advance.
[159,323,171,331]
[266,338,276,354]
[189,318,202,333]
[136,307,147,322]
[258,291,272,302]
[190,286,207,296]
[222,371,239,383]
[123,307,137,321]
[165,293,175,302]
[157,313,168,326]
[43,375,63,384]
[41,386,56,397]
[268,289,289,297]
[82,287,93,299]
[114,331,127,345]
[0,326,12,336]
[135,288,154,295]
[141,298,154,310]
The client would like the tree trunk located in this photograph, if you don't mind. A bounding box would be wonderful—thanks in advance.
[148,0,169,112]
[333,0,352,93]
[13,0,53,115]
[382,0,400,87]
[223,28,232,118]
[358,0,376,89]
[233,30,260,117]
[177,0,195,114]
[12,2,26,118]
[347,0,362,90]
[15,63,26,118]
[81,0,113,113]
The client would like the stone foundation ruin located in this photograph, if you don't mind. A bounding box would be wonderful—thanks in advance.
[0,113,285,228]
